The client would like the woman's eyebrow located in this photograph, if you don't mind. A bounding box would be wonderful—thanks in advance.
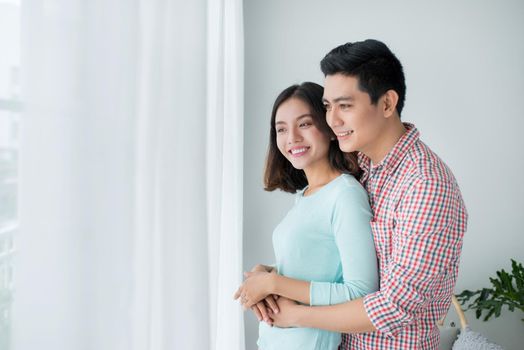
[276,114,312,125]
[296,114,313,120]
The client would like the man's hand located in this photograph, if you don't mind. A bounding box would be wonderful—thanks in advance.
[251,264,276,274]
[267,296,301,328]
[251,295,280,325]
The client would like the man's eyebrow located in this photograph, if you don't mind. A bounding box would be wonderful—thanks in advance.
[322,96,354,103]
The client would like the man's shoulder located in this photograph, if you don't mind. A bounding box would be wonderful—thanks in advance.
[402,139,458,186]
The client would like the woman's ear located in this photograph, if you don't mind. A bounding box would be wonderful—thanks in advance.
[383,90,399,118]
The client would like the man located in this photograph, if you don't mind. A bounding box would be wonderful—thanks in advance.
[267,39,468,350]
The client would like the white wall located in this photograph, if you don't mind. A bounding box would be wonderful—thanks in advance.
[243,1,524,349]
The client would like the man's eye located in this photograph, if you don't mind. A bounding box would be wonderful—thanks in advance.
[323,104,331,111]
[340,104,352,110]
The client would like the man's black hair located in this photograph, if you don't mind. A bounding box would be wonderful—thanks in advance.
[320,39,406,116]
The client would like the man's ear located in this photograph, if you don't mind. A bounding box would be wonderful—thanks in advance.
[382,90,399,118]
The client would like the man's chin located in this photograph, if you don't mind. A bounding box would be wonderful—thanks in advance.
[339,145,356,153]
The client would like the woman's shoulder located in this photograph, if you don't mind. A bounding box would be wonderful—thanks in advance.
[337,173,366,192]
[333,174,369,204]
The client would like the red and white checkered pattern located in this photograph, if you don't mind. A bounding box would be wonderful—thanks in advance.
[340,124,468,350]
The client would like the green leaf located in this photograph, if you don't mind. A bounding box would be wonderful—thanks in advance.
[484,308,495,321]
[480,288,490,301]
[457,259,524,323]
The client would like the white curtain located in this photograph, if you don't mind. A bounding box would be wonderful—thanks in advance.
[15,1,244,349]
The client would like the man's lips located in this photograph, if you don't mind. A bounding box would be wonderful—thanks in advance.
[335,130,354,140]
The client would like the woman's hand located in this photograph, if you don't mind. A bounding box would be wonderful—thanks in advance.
[234,270,275,308]
[241,265,279,324]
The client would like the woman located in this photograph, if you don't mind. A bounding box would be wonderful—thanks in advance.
[234,82,378,350]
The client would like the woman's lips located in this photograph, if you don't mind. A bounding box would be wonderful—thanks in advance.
[288,146,310,157]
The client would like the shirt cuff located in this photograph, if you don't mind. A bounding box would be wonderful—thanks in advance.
[364,291,410,337]
[309,281,332,306]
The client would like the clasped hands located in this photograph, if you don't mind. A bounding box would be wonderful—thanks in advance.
[233,264,297,327]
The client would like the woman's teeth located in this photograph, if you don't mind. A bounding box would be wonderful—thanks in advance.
[291,147,308,155]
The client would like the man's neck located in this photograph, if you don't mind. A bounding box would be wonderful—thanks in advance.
[366,121,407,165]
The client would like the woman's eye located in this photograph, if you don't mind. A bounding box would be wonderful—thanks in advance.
[276,128,286,133]
[299,122,312,128]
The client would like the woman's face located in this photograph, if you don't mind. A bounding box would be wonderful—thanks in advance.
[275,97,331,172]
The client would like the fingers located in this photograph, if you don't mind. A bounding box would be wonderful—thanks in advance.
[249,301,275,325]
[257,302,273,326]
[240,294,251,309]
[265,296,279,314]
[251,264,266,272]
[257,302,269,321]
[254,264,274,273]
[266,265,276,273]
[233,287,249,307]
[267,307,275,321]
[233,287,242,300]
[251,305,262,321]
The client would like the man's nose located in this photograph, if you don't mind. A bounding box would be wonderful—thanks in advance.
[327,109,342,128]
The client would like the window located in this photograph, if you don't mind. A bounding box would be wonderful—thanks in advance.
[0,1,20,349]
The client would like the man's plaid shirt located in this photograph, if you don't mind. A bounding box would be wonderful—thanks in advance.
[340,124,468,350]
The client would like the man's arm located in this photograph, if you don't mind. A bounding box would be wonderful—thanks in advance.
[362,178,466,336]
[269,296,375,333]
[270,178,466,335]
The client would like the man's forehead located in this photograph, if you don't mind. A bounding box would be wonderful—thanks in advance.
[324,74,358,87]
[323,75,360,101]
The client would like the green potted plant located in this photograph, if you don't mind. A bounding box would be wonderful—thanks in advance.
[456,259,524,322]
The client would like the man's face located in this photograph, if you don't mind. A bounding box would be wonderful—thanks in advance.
[323,74,388,156]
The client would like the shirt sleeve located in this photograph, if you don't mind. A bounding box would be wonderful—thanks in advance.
[309,184,379,306]
[363,178,466,336]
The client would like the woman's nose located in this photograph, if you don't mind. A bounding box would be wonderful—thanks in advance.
[287,128,302,144]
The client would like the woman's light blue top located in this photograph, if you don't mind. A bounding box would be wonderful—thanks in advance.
[257,174,378,350]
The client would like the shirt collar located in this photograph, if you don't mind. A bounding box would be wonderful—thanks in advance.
[359,123,419,181]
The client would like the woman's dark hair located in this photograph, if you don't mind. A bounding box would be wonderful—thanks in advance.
[264,82,360,193]
[320,39,406,116]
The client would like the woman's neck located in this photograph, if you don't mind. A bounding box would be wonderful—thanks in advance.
[303,162,341,196]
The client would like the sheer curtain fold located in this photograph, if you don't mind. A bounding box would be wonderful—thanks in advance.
[16,1,244,349]
[207,0,245,349]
